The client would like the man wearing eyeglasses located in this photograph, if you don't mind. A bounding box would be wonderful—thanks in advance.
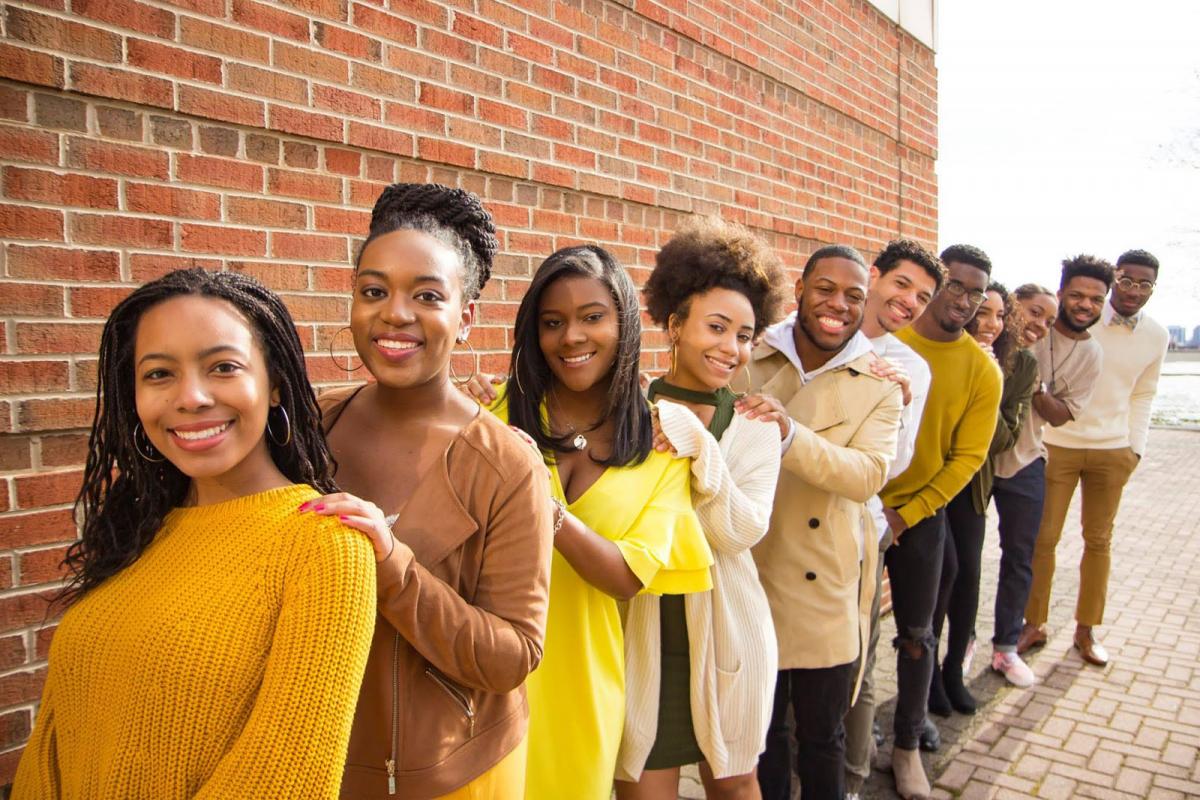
[877,244,1001,800]
[1022,250,1169,669]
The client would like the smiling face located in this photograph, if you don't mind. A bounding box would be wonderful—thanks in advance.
[1014,292,1058,347]
[1057,275,1107,333]
[669,287,756,392]
[795,256,868,354]
[866,259,938,334]
[352,228,472,389]
[537,274,620,393]
[134,295,279,495]
[927,260,989,335]
[970,290,1006,346]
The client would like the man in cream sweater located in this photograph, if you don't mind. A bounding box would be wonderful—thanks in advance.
[1023,249,1169,668]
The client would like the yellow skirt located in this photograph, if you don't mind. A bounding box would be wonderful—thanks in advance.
[432,737,527,800]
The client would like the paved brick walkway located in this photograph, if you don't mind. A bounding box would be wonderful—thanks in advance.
[679,428,1200,798]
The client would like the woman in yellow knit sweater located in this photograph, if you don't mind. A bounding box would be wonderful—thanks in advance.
[12,269,377,799]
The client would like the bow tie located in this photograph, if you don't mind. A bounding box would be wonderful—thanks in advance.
[1108,313,1138,330]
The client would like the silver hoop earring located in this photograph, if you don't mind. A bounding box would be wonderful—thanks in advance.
[267,405,292,446]
[133,422,165,462]
[450,337,478,387]
[328,326,363,372]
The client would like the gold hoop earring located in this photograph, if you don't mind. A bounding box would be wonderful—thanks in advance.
[133,422,165,462]
[328,326,363,372]
[450,337,478,386]
[512,347,525,395]
[266,405,292,447]
[733,364,753,398]
[667,341,678,380]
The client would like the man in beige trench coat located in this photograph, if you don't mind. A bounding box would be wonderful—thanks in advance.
[744,244,903,800]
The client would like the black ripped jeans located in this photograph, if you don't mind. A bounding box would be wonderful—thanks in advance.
[933,487,987,675]
[883,508,946,750]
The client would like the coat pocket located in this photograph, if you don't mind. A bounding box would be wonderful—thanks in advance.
[825,508,860,588]
[716,662,745,741]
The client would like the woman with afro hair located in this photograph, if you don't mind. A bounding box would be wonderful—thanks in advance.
[616,217,790,799]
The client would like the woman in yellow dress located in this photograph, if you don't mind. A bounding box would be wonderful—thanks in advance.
[473,245,712,800]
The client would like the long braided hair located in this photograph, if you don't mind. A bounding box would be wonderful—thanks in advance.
[358,183,498,300]
[60,268,336,604]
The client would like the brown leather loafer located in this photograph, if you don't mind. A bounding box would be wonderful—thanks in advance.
[1016,624,1048,655]
[1073,628,1110,667]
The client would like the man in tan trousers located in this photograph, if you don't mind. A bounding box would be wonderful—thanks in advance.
[1022,249,1170,667]
[741,244,902,800]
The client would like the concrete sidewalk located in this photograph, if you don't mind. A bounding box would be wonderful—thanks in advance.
[679,428,1200,799]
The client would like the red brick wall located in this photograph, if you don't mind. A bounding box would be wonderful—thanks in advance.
[0,0,935,781]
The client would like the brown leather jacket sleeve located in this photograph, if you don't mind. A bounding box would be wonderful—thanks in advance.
[374,460,552,695]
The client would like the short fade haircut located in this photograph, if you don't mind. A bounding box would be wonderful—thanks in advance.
[939,243,992,276]
[1060,254,1114,290]
[1116,249,1159,275]
[803,244,866,278]
[874,239,945,291]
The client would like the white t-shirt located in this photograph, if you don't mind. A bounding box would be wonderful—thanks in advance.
[865,333,931,545]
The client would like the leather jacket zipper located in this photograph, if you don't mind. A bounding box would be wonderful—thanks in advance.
[425,666,476,736]
[387,633,400,795]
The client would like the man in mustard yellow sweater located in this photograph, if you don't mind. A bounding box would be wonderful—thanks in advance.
[879,244,1002,799]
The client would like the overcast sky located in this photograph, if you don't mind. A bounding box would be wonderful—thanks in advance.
[936,1,1200,329]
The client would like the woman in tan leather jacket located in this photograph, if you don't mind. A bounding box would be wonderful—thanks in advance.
[304,183,553,799]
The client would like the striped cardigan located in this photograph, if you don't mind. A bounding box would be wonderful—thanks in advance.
[617,401,781,780]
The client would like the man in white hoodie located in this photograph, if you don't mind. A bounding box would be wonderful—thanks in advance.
[842,239,941,800]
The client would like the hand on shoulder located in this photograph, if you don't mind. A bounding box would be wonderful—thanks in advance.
[300,493,395,563]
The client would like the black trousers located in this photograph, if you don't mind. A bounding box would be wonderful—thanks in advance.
[883,508,946,749]
[933,487,987,674]
[758,663,855,800]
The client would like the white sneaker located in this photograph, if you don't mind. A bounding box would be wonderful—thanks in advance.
[991,650,1036,688]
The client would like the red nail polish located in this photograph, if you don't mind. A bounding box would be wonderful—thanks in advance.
[313,503,325,512]
[338,515,348,521]
[298,501,310,511]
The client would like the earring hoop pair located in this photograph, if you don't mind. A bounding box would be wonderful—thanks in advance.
[133,405,291,463]
[668,339,753,397]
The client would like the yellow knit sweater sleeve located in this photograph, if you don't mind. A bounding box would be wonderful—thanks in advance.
[193,517,376,799]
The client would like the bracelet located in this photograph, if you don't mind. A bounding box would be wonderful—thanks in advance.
[550,497,568,538]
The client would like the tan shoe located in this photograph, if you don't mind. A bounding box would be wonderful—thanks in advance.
[1016,624,1047,655]
[1074,626,1110,666]
[892,746,931,800]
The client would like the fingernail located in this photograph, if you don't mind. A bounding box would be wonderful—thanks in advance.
[338,515,348,522]
[298,501,311,512]
[313,503,325,512]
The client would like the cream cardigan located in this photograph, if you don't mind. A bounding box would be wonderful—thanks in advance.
[617,401,781,781]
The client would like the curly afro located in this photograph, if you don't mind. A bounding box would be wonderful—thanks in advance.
[644,216,789,336]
